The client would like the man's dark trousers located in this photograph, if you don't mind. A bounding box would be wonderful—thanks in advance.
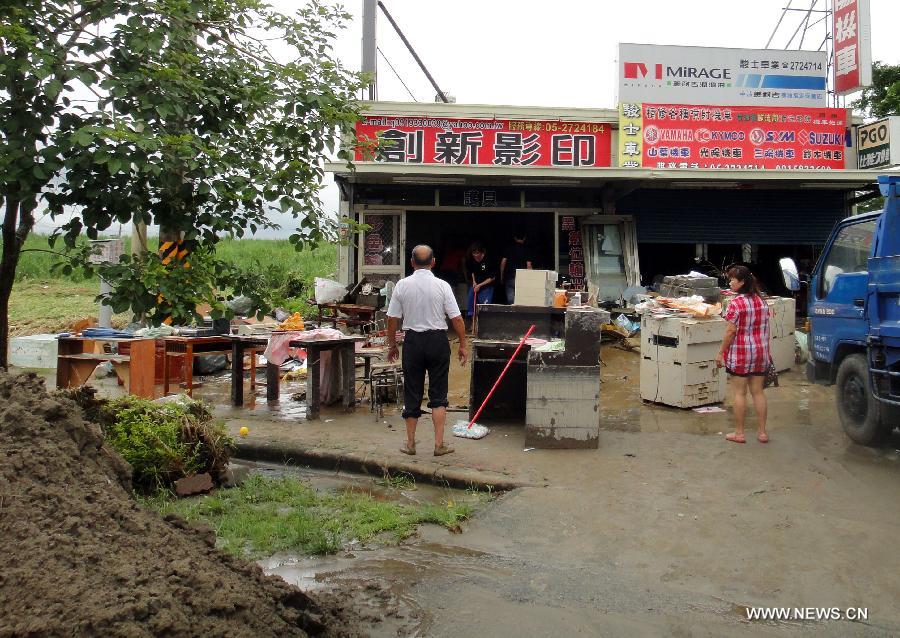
[401,329,450,419]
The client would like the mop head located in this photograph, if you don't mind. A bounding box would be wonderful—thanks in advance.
[453,420,490,439]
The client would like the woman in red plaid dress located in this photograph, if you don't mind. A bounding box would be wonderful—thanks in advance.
[716,265,771,444]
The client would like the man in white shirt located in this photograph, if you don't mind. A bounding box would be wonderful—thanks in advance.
[387,245,468,456]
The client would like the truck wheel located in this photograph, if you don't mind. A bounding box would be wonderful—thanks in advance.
[835,354,891,446]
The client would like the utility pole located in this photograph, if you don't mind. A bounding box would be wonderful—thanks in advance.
[361,0,377,100]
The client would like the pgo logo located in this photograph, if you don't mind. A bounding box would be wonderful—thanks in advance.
[623,62,663,80]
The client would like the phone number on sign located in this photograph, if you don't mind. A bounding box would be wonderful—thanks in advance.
[508,121,606,133]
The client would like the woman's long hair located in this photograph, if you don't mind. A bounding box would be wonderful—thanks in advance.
[726,264,761,296]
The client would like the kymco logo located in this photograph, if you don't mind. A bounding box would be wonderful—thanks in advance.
[624,62,662,80]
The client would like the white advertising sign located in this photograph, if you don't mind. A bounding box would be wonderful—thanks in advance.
[618,43,828,108]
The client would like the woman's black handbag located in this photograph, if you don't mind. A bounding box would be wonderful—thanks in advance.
[764,358,779,389]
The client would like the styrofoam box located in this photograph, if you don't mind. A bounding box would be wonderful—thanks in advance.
[640,358,727,407]
[8,333,59,369]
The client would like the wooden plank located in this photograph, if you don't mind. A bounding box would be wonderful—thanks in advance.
[58,354,131,363]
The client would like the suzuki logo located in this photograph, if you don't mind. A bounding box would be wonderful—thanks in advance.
[623,62,663,80]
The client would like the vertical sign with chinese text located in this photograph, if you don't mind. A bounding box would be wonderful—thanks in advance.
[833,0,872,95]
[559,215,585,289]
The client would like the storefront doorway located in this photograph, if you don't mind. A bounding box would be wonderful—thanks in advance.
[404,210,556,304]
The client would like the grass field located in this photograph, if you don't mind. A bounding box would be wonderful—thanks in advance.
[10,235,339,335]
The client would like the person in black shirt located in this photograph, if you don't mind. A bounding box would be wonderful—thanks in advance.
[465,242,495,324]
[500,233,533,304]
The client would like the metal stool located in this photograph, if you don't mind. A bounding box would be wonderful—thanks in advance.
[369,361,403,420]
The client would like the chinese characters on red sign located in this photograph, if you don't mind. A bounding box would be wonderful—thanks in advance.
[559,216,585,289]
[618,103,847,170]
[355,116,612,167]
[834,0,864,94]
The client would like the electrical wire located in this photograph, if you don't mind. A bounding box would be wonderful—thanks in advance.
[377,46,418,102]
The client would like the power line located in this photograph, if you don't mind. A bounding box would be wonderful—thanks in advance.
[378,46,418,102]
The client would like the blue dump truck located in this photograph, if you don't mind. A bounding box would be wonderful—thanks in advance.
[782,175,900,446]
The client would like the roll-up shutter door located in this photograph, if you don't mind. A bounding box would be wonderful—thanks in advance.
[619,188,847,244]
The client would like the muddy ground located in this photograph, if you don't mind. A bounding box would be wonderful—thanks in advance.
[0,371,364,638]
[213,344,900,637]
[21,339,900,636]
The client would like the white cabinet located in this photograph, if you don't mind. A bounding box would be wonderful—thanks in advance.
[640,315,728,408]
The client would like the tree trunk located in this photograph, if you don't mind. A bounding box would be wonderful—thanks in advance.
[0,198,23,369]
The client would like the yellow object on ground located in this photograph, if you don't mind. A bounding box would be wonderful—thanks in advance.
[239,427,249,437]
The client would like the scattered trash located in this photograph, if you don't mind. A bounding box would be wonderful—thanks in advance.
[324,419,334,423]
[314,277,347,304]
[624,453,636,457]
[532,339,565,352]
[693,406,726,413]
[614,314,641,337]
[523,447,535,452]
[453,420,490,439]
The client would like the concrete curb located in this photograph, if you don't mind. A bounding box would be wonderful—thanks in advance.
[234,440,534,492]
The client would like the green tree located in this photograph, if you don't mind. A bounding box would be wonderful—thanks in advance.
[851,61,900,119]
[0,0,364,366]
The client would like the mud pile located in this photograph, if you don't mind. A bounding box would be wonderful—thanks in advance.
[0,372,359,637]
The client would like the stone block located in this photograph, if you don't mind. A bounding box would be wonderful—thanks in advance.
[220,463,251,488]
[174,472,214,497]
[9,334,59,369]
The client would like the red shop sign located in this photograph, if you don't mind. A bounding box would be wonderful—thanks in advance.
[622,104,846,170]
[355,115,612,167]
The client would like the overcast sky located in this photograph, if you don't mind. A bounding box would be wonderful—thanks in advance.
[37,0,900,236]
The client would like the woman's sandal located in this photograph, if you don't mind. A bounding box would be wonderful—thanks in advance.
[725,432,746,444]
[757,432,769,443]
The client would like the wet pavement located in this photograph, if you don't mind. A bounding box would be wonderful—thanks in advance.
[26,339,900,635]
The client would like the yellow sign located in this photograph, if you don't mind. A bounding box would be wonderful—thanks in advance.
[618,102,644,168]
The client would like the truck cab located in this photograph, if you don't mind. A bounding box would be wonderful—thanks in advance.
[785,175,900,445]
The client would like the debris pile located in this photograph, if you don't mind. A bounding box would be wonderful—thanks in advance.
[0,371,358,637]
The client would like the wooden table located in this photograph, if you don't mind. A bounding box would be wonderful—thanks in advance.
[56,336,155,398]
[265,335,365,419]
[316,303,378,329]
[163,335,259,398]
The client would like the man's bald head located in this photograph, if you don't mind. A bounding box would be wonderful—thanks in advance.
[411,244,434,269]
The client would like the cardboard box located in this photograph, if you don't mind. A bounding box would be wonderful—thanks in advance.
[514,269,557,306]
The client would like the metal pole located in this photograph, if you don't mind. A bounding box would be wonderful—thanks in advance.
[98,278,112,328]
[377,1,448,103]
[361,0,377,100]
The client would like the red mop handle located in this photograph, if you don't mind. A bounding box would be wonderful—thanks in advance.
[468,324,536,428]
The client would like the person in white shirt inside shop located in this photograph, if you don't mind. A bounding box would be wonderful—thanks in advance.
[387,245,468,456]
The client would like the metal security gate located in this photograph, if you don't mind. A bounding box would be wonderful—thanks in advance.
[619,188,847,244]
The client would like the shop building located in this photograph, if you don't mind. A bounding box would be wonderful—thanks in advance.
[327,100,894,309]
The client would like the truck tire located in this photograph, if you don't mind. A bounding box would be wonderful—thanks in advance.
[835,354,891,446]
